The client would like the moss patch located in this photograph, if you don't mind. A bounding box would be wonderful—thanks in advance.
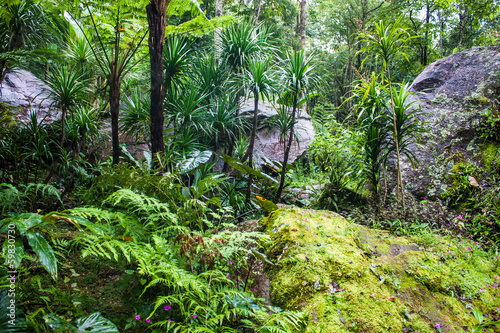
[262,208,500,332]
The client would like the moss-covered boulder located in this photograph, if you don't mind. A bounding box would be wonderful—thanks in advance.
[262,208,500,332]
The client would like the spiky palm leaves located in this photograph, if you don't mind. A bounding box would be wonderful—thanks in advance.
[358,20,414,209]
[275,50,319,202]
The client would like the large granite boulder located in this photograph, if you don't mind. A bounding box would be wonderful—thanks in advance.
[240,99,315,167]
[402,46,500,198]
[259,208,499,332]
[0,69,56,122]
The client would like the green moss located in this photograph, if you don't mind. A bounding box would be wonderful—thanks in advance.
[262,208,500,332]
[481,143,500,172]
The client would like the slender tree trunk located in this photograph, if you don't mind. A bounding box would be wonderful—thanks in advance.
[299,0,307,114]
[147,0,169,168]
[252,0,262,25]
[109,75,122,165]
[275,94,298,202]
[387,68,404,211]
[245,94,259,202]
[215,0,223,59]
[299,0,306,49]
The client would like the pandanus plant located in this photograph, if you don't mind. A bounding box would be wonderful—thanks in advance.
[275,50,319,202]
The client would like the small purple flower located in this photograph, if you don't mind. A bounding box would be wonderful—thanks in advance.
[227,273,230,279]
[458,234,461,237]
[193,315,197,319]
[164,305,171,311]
[305,218,308,221]
[435,324,440,329]
[229,259,233,265]
[423,197,427,200]
[467,247,471,251]
[306,226,309,230]
[146,318,151,323]
[458,215,463,219]
[495,275,499,279]
[135,315,140,320]
[253,288,256,292]
[486,283,488,287]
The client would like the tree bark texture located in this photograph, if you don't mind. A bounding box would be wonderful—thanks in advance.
[299,0,307,49]
[147,0,169,167]
[252,0,262,25]
[109,75,122,165]
[245,95,259,202]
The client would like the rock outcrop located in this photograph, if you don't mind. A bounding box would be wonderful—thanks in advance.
[403,46,500,198]
[259,208,499,332]
[0,69,56,122]
[240,99,315,167]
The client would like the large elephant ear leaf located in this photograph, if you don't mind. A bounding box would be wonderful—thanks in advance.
[75,312,119,333]
[26,231,57,280]
[44,314,78,332]
[177,150,212,173]
[2,238,24,270]
[221,154,278,183]
[0,288,27,332]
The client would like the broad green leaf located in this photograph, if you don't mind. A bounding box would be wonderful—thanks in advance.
[221,154,278,183]
[177,150,212,173]
[0,288,27,332]
[75,312,119,333]
[44,314,77,332]
[1,213,42,235]
[2,238,24,269]
[251,249,275,265]
[43,212,105,236]
[26,231,58,279]
[225,293,262,311]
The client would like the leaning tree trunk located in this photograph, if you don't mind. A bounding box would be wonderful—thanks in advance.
[147,0,169,168]
[275,94,298,202]
[245,94,259,202]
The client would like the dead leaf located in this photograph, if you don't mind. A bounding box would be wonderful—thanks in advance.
[382,296,396,302]
[370,294,376,298]
[469,176,480,187]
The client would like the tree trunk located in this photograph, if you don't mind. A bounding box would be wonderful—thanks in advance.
[110,76,122,165]
[275,94,298,202]
[245,94,259,202]
[299,0,306,49]
[147,0,169,168]
[252,0,262,25]
[215,0,223,59]
[299,0,307,113]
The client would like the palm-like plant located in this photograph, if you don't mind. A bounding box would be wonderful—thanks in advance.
[164,82,208,134]
[64,36,95,77]
[190,54,230,103]
[204,95,246,153]
[120,88,151,145]
[358,20,414,209]
[352,73,389,197]
[45,66,89,149]
[219,21,273,165]
[242,57,275,201]
[275,50,319,202]
[387,82,425,168]
[163,35,192,91]
[0,0,50,84]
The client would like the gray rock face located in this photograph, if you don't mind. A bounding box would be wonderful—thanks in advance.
[0,69,56,122]
[402,46,500,198]
[240,99,315,167]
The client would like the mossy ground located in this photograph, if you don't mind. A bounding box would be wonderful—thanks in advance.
[262,208,500,332]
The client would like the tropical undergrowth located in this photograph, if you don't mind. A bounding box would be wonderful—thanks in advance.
[0,166,306,332]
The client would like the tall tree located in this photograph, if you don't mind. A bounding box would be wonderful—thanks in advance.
[147,0,168,168]
[73,4,147,165]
